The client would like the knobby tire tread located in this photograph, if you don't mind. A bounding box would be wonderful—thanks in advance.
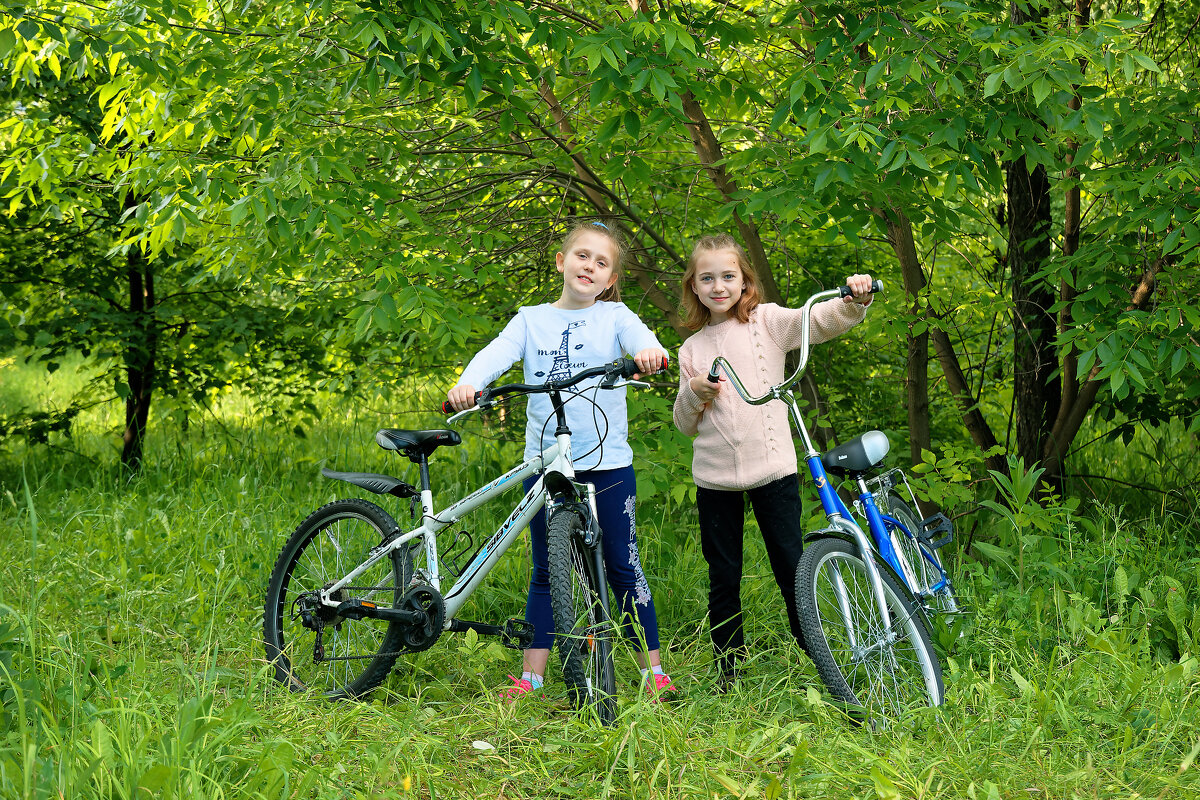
[546,510,617,725]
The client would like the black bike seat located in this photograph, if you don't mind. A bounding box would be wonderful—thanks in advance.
[821,430,890,477]
[375,429,462,460]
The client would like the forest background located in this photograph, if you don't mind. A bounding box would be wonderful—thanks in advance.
[1,0,1199,798]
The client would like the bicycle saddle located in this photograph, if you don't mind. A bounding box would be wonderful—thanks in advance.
[821,430,890,477]
[376,429,462,460]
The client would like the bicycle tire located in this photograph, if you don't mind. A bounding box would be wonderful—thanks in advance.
[796,536,943,725]
[263,498,412,699]
[885,492,957,616]
[546,509,617,724]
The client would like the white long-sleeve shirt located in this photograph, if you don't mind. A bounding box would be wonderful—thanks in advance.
[458,301,664,471]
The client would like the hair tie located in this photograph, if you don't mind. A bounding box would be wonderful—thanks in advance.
[591,221,609,230]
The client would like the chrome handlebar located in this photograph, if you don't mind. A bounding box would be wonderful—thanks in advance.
[707,286,848,404]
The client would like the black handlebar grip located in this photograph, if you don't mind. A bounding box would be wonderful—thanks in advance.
[707,362,721,383]
[618,355,669,379]
[442,391,483,414]
[839,279,884,298]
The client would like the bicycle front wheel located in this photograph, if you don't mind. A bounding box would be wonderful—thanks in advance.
[796,536,943,724]
[263,498,411,699]
[546,509,617,724]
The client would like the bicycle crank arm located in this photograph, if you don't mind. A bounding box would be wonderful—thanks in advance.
[335,598,426,625]
[448,617,536,650]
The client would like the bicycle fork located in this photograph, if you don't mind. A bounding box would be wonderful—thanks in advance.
[786,391,896,641]
[545,480,612,622]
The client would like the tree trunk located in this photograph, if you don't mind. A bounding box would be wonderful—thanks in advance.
[121,245,158,473]
[1008,152,1057,468]
[535,79,689,336]
[875,206,931,464]
[677,90,782,306]
[1007,2,1060,484]
[1042,259,1162,480]
[927,318,1009,476]
[1046,0,1091,487]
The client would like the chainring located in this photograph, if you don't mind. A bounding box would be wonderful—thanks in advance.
[397,584,445,652]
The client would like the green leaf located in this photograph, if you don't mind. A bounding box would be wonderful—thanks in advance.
[601,46,620,72]
[1131,51,1159,73]
[1162,227,1182,254]
[0,28,16,58]
[1171,348,1187,375]
[983,71,1002,97]
[870,767,900,800]
[1032,76,1051,106]
[228,197,250,226]
[596,115,622,143]
[865,60,886,87]
[973,541,1015,572]
[466,65,483,103]
[623,110,640,140]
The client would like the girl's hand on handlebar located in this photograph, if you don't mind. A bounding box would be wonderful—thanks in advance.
[446,384,478,412]
[843,273,875,306]
[632,348,669,379]
[690,374,720,402]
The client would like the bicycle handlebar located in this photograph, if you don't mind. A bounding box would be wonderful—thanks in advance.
[441,356,668,415]
[709,281,882,405]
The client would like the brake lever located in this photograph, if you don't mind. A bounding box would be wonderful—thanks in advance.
[446,404,485,425]
[606,378,649,389]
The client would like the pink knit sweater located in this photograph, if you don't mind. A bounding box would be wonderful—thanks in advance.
[673,301,868,491]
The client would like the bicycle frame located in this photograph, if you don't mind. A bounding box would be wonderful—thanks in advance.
[316,430,599,624]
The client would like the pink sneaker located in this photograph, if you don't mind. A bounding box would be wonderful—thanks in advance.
[500,675,536,702]
[645,672,681,702]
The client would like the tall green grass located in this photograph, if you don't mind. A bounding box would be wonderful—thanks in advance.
[1,386,1198,799]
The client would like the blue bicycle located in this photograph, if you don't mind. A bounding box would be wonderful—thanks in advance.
[709,282,960,723]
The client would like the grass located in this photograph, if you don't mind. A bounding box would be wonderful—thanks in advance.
[1,379,1199,799]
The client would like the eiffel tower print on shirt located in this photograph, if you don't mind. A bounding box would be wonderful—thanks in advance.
[535,320,587,381]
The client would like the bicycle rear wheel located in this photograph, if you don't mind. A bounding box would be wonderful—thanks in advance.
[796,536,943,725]
[263,498,411,699]
[546,509,617,725]
[885,492,958,615]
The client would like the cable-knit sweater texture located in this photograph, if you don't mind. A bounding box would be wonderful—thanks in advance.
[673,301,868,491]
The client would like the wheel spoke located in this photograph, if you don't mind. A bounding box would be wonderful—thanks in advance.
[264,500,411,699]
[797,538,944,725]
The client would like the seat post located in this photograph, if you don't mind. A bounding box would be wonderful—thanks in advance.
[415,454,432,492]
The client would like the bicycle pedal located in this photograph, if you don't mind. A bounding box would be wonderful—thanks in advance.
[919,513,954,549]
[502,617,536,650]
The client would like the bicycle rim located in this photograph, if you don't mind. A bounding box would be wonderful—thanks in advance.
[886,493,957,616]
[263,499,409,699]
[798,537,943,724]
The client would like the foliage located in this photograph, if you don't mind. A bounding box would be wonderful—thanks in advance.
[2,396,1199,798]
[2,0,1199,488]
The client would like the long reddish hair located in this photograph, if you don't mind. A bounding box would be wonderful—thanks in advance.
[680,234,763,330]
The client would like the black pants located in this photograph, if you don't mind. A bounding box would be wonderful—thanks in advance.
[697,473,807,675]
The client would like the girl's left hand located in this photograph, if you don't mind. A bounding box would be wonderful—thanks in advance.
[632,348,669,378]
[843,273,874,306]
